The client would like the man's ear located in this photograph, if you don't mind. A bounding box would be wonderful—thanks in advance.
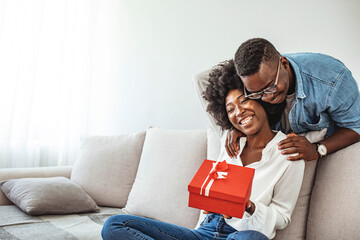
[280,56,289,69]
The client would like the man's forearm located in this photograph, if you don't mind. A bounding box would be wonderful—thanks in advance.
[320,128,360,155]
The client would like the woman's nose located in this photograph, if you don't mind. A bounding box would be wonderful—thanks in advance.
[235,106,244,116]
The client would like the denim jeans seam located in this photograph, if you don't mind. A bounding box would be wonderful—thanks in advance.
[123,220,179,240]
[105,222,148,240]
[124,227,152,240]
[215,216,223,233]
[229,233,235,240]
[107,222,119,240]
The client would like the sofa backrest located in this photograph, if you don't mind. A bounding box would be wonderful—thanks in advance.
[306,141,360,240]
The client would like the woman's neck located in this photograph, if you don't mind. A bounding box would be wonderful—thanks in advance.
[245,128,276,150]
[239,126,276,166]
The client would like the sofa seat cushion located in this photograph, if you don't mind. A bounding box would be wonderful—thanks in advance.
[0,205,124,240]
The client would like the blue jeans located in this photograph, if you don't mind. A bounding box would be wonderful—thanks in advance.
[101,213,269,240]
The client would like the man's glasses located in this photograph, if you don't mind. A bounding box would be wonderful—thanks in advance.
[244,57,281,99]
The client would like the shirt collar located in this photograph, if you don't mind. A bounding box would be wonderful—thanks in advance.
[283,54,306,99]
[238,131,284,168]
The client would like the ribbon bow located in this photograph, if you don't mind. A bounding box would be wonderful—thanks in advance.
[209,160,229,179]
[200,160,229,196]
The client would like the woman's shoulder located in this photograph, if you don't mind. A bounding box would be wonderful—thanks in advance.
[264,131,286,157]
[265,131,304,168]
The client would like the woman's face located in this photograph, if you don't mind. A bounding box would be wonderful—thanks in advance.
[225,89,269,136]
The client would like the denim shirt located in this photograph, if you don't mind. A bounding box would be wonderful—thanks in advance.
[274,53,360,136]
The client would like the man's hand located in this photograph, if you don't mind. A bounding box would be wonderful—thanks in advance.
[225,128,244,158]
[202,211,232,219]
[278,132,319,161]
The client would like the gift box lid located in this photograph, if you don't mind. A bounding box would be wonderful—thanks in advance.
[188,159,255,203]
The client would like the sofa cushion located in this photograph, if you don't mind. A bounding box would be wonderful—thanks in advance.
[206,127,327,240]
[306,141,360,240]
[0,166,72,206]
[0,205,125,239]
[71,131,146,207]
[206,126,221,160]
[0,177,99,215]
[123,128,207,229]
[274,129,327,240]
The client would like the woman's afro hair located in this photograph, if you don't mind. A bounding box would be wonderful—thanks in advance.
[203,60,285,131]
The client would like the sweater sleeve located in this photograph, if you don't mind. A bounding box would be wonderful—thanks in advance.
[228,160,305,239]
[193,66,222,135]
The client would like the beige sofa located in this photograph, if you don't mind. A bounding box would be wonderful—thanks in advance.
[0,127,359,240]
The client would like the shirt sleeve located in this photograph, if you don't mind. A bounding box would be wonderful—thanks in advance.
[327,67,360,135]
[193,66,222,135]
[228,160,305,239]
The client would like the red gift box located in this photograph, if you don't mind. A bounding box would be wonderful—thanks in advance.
[188,159,255,218]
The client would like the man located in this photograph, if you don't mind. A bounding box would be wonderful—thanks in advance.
[195,38,360,161]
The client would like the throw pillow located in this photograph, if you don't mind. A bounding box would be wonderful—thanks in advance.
[71,131,146,207]
[123,127,207,229]
[0,177,99,215]
[206,126,221,160]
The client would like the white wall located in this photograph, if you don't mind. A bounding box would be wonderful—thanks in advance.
[87,0,360,135]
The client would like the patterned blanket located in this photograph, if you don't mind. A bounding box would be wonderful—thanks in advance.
[0,205,125,240]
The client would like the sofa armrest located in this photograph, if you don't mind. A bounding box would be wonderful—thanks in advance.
[0,166,72,206]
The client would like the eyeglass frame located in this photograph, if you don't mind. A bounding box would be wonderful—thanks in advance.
[243,56,282,100]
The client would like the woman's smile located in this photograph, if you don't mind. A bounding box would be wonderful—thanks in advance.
[239,115,254,126]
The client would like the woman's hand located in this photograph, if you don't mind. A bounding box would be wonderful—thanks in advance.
[225,128,244,158]
[278,132,319,161]
[245,200,255,215]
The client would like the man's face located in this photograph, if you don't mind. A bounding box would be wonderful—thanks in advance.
[241,58,289,104]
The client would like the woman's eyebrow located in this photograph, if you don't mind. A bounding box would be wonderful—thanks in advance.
[226,94,244,107]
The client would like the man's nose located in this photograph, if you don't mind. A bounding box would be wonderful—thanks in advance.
[261,93,274,102]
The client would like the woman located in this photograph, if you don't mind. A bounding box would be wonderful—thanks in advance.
[101,60,304,240]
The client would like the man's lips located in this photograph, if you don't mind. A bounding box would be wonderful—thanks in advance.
[269,94,282,104]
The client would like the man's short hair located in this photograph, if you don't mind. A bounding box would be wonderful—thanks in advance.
[234,38,280,77]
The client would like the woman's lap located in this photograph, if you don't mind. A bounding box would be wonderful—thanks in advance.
[101,214,269,240]
[101,214,202,240]
[227,230,269,240]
